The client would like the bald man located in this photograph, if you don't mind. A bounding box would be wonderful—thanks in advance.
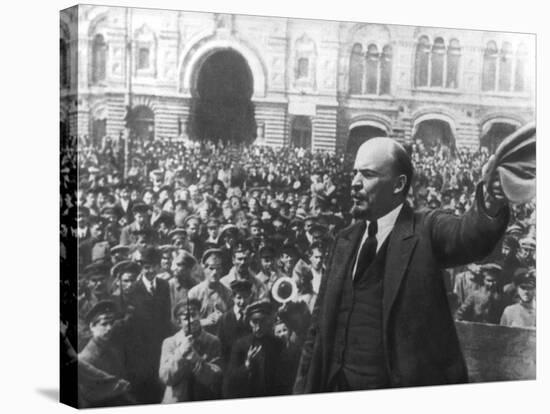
[294,137,509,393]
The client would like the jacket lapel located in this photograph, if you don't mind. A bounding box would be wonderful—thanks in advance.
[325,221,364,290]
[321,222,364,336]
[383,203,418,330]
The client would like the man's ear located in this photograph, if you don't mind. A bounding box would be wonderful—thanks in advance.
[393,175,407,195]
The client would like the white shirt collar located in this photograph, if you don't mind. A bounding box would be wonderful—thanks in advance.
[233,305,245,319]
[353,203,404,277]
[372,203,404,238]
[142,275,157,293]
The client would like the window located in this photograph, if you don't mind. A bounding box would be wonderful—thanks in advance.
[349,43,364,94]
[365,44,379,94]
[415,36,460,89]
[91,34,107,83]
[431,38,445,87]
[349,42,392,95]
[414,36,430,87]
[138,47,150,70]
[482,41,526,93]
[379,45,392,95]
[498,42,513,91]
[482,41,498,91]
[446,39,460,88]
[134,24,157,78]
[294,34,317,88]
[515,43,527,92]
[297,57,309,79]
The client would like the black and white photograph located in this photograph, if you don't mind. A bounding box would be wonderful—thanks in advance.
[57,2,538,409]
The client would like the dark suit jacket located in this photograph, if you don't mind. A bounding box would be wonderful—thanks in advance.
[114,201,134,224]
[126,277,172,382]
[294,185,509,393]
[223,334,286,399]
[217,310,251,365]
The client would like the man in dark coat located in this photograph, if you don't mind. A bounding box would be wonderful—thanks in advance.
[78,300,135,407]
[223,301,286,398]
[126,245,172,404]
[293,137,509,394]
[217,280,253,365]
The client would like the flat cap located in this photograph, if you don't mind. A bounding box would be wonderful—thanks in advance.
[85,300,120,325]
[245,300,274,320]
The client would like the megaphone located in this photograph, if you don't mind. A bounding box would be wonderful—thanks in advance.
[271,276,298,304]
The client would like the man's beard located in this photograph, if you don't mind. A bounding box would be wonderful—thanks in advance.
[350,203,368,220]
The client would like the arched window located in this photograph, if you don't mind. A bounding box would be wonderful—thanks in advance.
[365,44,379,94]
[498,42,513,91]
[294,34,317,88]
[514,43,527,92]
[137,47,150,70]
[380,45,392,95]
[91,34,107,83]
[349,43,364,94]
[134,24,158,78]
[415,36,430,87]
[482,41,498,91]
[446,39,460,88]
[431,37,445,87]
[297,57,309,79]
[60,39,69,87]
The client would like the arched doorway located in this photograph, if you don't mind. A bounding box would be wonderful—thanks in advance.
[480,122,518,153]
[412,119,456,155]
[291,116,312,149]
[187,49,256,144]
[347,125,387,157]
[131,105,155,142]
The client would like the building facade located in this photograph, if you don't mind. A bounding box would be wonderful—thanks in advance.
[60,5,535,153]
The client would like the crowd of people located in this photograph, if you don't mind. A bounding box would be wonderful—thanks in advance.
[60,134,536,407]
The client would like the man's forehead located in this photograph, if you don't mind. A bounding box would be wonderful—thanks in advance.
[353,138,397,171]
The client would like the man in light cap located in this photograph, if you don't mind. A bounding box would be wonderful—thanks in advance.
[500,269,536,328]
[517,237,536,268]
[188,249,233,335]
[295,137,509,393]
[168,250,199,324]
[159,298,223,402]
[220,241,268,301]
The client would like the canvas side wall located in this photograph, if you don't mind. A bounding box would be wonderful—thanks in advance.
[60,5,79,409]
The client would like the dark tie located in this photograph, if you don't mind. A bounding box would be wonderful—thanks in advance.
[354,220,378,280]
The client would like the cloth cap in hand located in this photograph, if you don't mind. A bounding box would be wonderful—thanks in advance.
[483,122,536,203]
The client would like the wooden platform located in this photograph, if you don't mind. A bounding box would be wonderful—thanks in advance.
[455,321,536,382]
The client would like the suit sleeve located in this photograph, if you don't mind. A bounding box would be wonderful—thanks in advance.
[429,183,510,268]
